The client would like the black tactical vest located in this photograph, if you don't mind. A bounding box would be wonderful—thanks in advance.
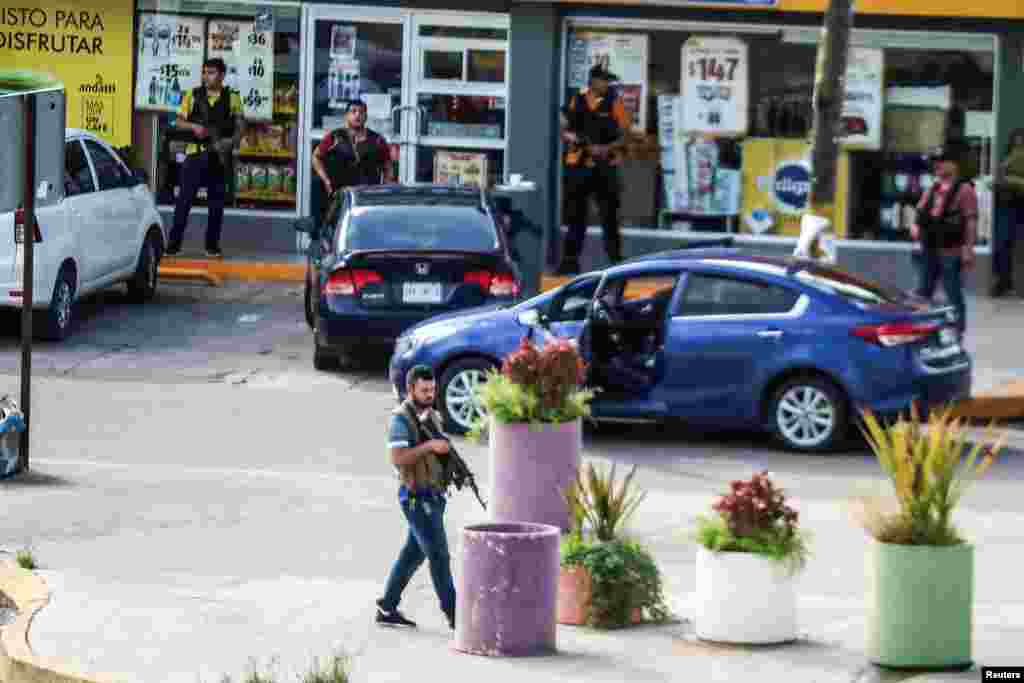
[188,86,237,142]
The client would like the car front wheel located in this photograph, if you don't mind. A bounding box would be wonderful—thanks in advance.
[127,233,160,303]
[40,266,76,341]
[769,375,848,453]
[439,358,495,434]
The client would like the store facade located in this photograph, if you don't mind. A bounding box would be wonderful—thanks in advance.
[505,1,1024,293]
[129,0,510,254]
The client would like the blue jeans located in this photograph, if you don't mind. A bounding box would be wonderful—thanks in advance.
[993,204,1020,289]
[170,151,226,251]
[380,490,455,617]
[916,251,966,333]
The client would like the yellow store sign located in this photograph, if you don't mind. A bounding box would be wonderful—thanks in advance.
[0,2,134,146]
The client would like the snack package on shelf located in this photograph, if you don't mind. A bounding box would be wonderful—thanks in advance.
[267,165,284,194]
[236,164,251,193]
[250,165,269,192]
[284,165,297,196]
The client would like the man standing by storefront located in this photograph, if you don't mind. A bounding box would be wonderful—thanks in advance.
[991,128,1024,298]
[377,365,456,631]
[312,100,392,200]
[557,65,632,275]
[910,144,978,334]
[167,58,244,259]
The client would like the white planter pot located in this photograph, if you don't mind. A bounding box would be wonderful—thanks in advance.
[695,546,798,644]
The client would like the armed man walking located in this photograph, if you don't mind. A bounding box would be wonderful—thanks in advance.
[910,144,978,334]
[167,58,244,259]
[377,365,456,631]
[557,65,632,275]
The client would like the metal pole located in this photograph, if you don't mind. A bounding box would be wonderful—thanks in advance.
[807,0,855,235]
[18,93,35,473]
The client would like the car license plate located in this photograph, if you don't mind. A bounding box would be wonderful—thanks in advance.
[938,327,958,346]
[403,282,442,304]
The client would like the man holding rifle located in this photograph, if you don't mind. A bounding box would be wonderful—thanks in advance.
[377,365,484,631]
[558,64,632,275]
[167,58,244,259]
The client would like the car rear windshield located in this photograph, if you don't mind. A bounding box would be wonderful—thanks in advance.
[792,265,909,307]
[343,205,499,252]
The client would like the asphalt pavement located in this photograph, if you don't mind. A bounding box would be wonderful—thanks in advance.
[0,280,1020,682]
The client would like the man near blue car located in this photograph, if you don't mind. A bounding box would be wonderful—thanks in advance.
[910,144,977,334]
[376,365,456,630]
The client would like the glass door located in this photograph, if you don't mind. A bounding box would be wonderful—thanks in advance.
[410,13,510,189]
[300,6,412,222]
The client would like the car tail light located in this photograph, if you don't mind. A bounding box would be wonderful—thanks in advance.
[325,268,382,296]
[464,270,519,297]
[851,321,940,347]
[13,209,42,244]
[490,272,519,297]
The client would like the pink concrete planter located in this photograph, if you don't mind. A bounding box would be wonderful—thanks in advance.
[454,522,560,657]
[488,418,582,532]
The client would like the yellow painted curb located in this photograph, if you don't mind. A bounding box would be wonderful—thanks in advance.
[157,266,223,287]
[160,258,306,283]
[0,560,121,683]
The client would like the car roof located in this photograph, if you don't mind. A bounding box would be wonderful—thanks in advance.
[605,253,816,279]
[349,183,487,207]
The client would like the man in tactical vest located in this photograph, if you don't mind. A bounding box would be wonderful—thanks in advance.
[312,100,392,200]
[557,65,632,275]
[910,143,978,333]
[376,365,456,630]
[167,58,244,258]
[991,128,1024,297]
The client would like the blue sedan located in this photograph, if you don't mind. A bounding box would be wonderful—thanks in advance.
[389,252,971,452]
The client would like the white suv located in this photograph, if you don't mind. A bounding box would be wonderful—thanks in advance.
[0,129,166,340]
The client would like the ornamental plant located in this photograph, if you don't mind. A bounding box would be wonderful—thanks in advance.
[469,337,593,439]
[856,405,1005,546]
[560,462,668,629]
[694,471,810,575]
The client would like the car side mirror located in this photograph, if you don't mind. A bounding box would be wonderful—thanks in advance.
[294,217,319,239]
[517,309,543,327]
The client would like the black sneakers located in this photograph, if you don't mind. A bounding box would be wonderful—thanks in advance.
[375,601,417,628]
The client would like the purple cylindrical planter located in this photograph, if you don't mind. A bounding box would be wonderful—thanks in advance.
[489,418,581,532]
[455,522,560,656]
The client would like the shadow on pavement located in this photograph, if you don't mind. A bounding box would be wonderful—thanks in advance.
[0,468,76,489]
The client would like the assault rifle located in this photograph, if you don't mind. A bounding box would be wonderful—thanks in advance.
[418,414,487,511]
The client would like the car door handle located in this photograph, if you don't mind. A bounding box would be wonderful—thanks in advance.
[757,330,784,339]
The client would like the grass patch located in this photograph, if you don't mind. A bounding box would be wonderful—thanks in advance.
[219,654,349,683]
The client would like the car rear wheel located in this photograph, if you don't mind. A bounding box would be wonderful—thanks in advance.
[769,375,848,453]
[40,266,76,342]
[127,232,160,303]
[439,358,495,434]
[303,278,315,330]
[313,338,337,371]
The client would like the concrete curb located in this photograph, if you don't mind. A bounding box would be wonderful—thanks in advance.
[0,560,114,683]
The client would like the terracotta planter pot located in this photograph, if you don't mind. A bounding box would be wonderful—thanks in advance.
[455,522,560,657]
[866,541,973,670]
[489,418,581,532]
[557,564,643,627]
[695,547,798,644]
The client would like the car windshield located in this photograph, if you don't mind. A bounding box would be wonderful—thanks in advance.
[792,265,909,306]
[342,204,499,252]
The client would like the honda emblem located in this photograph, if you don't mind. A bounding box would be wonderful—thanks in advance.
[415,262,430,276]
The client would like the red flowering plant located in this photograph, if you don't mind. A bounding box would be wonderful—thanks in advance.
[468,336,594,439]
[694,471,810,574]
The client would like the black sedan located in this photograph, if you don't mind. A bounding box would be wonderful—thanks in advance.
[296,184,522,370]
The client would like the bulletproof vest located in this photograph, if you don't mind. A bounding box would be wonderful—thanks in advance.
[919,179,969,250]
[323,128,386,188]
[390,400,444,492]
[188,86,236,141]
[568,91,622,147]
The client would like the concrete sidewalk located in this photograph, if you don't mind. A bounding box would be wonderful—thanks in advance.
[1,375,1023,683]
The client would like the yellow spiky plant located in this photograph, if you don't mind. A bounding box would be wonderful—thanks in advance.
[858,404,1005,545]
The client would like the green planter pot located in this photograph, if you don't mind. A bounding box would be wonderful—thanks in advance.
[866,541,973,670]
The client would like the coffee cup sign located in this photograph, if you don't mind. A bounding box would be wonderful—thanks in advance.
[680,36,748,137]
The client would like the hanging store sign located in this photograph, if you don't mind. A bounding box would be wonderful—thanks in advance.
[135,13,205,115]
[840,47,884,150]
[207,16,276,121]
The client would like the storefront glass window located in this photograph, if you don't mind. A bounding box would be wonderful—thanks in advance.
[424,51,465,81]
[134,1,302,213]
[416,147,505,190]
[562,23,995,245]
[418,94,505,140]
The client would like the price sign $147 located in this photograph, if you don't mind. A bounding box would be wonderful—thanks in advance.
[688,57,740,83]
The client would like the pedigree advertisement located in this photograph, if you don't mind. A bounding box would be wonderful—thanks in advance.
[740,138,850,238]
[0,2,134,147]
